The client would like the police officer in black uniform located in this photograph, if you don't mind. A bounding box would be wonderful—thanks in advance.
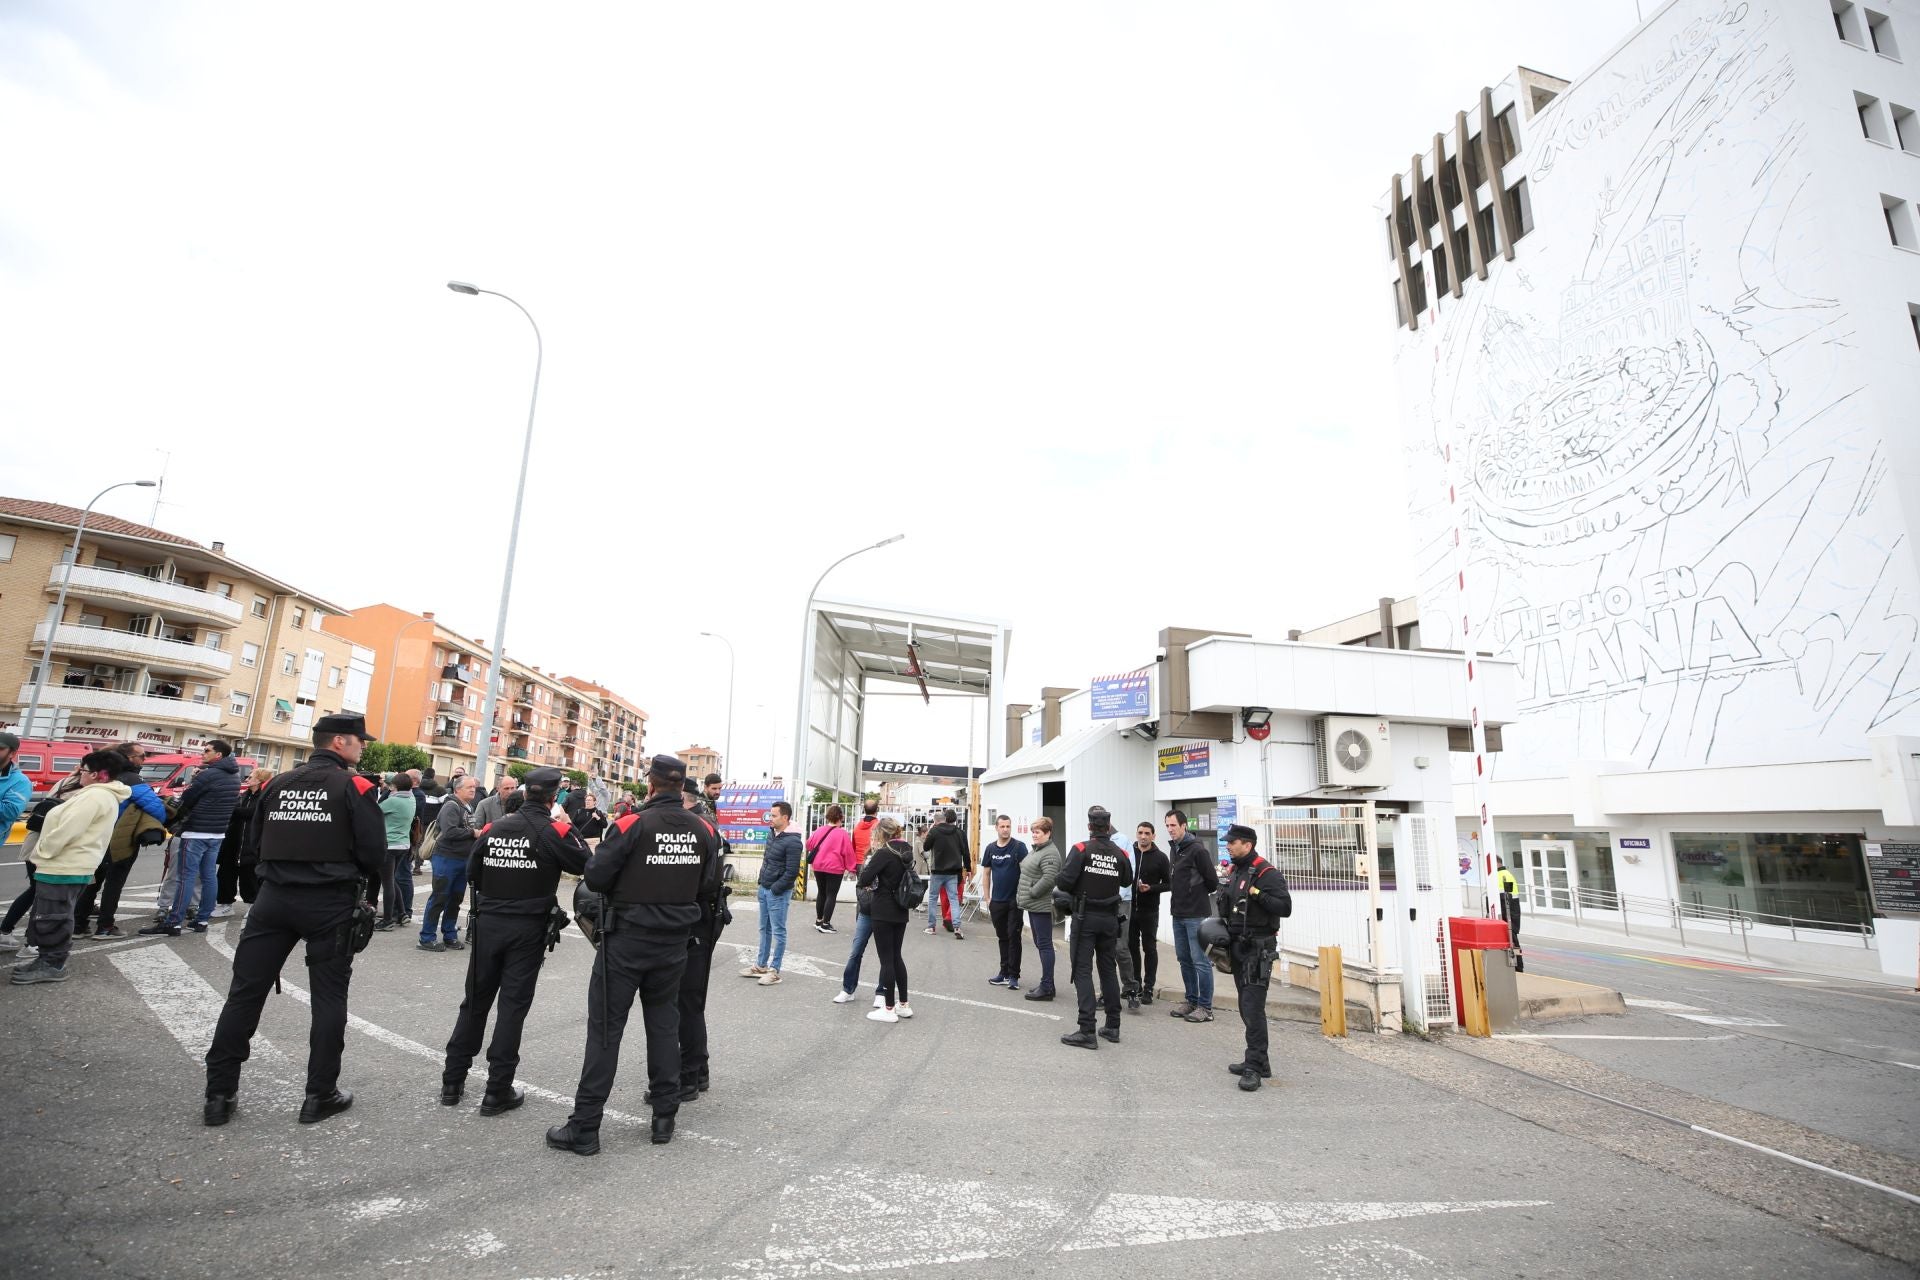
[440,766,588,1114]
[1216,823,1292,1092]
[548,755,720,1155]
[676,777,731,1103]
[1054,805,1134,1050]
[204,714,385,1126]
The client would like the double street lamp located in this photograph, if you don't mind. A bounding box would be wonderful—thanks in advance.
[789,535,904,805]
[20,479,158,741]
[446,281,542,787]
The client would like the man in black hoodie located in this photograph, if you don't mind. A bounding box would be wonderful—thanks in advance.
[921,808,972,939]
[1126,822,1171,1009]
[147,741,242,936]
[1054,806,1134,1050]
[1164,809,1219,1022]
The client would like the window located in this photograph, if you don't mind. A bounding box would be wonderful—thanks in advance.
[215,582,233,598]
[1910,302,1920,350]
[1885,194,1918,248]
[434,648,446,668]
[192,684,212,705]
[1433,242,1452,295]
[1672,831,1869,927]
[462,726,472,743]
[251,596,268,618]
[1477,203,1499,258]
[230,690,251,718]
[1859,91,1892,143]
[1868,8,1899,57]
[281,652,296,675]
[1407,260,1428,314]
[1894,104,1919,152]
[1492,105,1518,166]
[327,666,341,688]
[1836,0,1866,44]
[1463,132,1484,189]
[241,642,259,667]
[291,608,305,630]
[1505,179,1535,243]
[205,631,224,650]
[0,533,14,562]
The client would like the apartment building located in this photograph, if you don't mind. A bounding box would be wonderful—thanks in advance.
[501,660,581,770]
[326,603,497,780]
[679,744,720,782]
[1375,0,1920,976]
[562,676,648,786]
[0,497,370,760]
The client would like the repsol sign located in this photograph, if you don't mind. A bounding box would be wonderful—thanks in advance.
[862,759,983,780]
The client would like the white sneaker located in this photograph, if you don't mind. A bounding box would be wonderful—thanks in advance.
[757,970,782,986]
[210,904,233,919]
[833,990,855,1003]
[873,994,887,1009]
[867,1007,899,1023]
[0,934,18,953]
[741,965,769,978]
[896,1003,914,1019]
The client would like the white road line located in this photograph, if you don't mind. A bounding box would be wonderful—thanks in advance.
[1895,1062,1920,1071]
[1755,976,1823,983]
[110,946,286,1066]
[1496,1034,1738,1041]
[1623,998,1707,1012]
[717,939,1064,1020]
[1675,1014,1785,1028]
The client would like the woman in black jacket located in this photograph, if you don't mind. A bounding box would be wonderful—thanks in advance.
[574,793,609,845]
[217,769,273,912]
[856,817,914,1023]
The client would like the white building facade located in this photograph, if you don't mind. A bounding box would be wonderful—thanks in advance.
[1378,0,1920,974]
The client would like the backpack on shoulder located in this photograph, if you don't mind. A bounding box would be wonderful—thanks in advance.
[895,854,928,912]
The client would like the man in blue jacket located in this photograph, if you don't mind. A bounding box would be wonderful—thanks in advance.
[145,740,242,936]
[742,801,801,985]
[0,733,31,832]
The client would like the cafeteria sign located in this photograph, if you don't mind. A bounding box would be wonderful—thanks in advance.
[1156,742,1209,781]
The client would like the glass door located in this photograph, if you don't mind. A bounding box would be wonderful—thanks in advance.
[1521,839,1575,913]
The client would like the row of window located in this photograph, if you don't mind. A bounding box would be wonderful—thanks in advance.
[1857,91,1920,149]
[1392,179,1534,325]
[1834,0,1901,58]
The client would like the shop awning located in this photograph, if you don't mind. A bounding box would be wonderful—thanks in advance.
[274,698,293,714]
[979,721,1117,785]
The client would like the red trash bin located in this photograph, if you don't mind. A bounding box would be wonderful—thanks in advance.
[1448,916,1511,1027]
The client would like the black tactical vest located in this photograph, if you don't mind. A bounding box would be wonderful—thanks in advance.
[608,803,717,906]
[475,810,565,901]
[257,754,365,864]
[1074,835,1126,909]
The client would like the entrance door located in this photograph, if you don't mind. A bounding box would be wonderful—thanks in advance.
[1520,840,1575,913]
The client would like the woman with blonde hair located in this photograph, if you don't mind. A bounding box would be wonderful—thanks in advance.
[855,816,914,1023]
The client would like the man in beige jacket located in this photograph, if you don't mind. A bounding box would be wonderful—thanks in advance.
[12,748,130,986]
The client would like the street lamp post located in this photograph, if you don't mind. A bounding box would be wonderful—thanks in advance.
[447,280,542,788]
[789,535,904,806]
[380,613,438,742]
[20,479,158,741]
[700,631,735,783]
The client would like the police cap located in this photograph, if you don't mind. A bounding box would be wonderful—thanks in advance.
[1225,823,1258,846]
[1087,805,1113,833]
[648,754,687,784]
[523,767,565,790]
[314,712,371,741]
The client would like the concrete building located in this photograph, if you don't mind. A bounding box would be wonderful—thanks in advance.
[1375,0,1920,977]
[326,604,497,780]
[501,660,579,771]
[0,497,370,760]
[561,677,648,786]
[679,744,720,782]
[555,683,599,775]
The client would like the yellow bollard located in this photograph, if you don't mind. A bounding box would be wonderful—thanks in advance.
[1461,949,1492,1037]
[1318,945,1347,1038]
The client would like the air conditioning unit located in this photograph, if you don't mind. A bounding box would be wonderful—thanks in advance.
[92,664,117,676]
[1314,716,1393,789]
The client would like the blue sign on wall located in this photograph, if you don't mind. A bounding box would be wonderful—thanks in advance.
[716,785,786,850]
[1156,742,1210,781]
[1216,795,1237,832]
[1091,668,1151,720]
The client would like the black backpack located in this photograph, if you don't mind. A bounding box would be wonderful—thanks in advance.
[893,846,927,911]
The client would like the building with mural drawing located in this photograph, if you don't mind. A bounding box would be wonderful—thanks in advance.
[1369,0,1920,978]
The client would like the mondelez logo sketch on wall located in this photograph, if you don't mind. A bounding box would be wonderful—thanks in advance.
[1398,1,1920,775]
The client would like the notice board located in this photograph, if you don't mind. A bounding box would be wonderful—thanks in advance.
[1864,842,1920,918]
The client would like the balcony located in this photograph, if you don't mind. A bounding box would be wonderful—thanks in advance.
[514,686,535,708]
[442,664,473,684]
[45,563,243,627]
[431,732,463,748]
[33,621,233,678]
[17,682,223,728]
[506,746,529,760]
[436,698,467,716]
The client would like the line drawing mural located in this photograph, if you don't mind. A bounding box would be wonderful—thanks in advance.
[1398,1,1920,776]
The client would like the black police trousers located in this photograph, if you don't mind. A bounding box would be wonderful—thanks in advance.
[1070,910,1122,1033]
[1232,933,1278,1074]
[443,910,548,1094]
[568,927,689,1129]
[677,928,718,1088]
[205,880,358,1098]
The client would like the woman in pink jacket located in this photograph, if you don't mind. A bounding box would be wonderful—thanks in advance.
[804,804,856,935]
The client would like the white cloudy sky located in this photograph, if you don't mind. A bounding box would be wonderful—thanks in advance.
[1,1,1638,780]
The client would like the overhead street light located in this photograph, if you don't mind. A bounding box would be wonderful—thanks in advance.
[789,534,905,805]
[445,280,543,787]
[20,479,158,742]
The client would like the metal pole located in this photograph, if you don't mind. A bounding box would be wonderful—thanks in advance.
[448,284,542,791]
[1363,799,1384,980]
[380,614,435,742]
[788,535,903,806]
[21,479,154,741]
[702,632,735,781]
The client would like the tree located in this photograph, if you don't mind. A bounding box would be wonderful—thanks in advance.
[564,769,589,787]
[506,761,532,781]
[361,741,430,777]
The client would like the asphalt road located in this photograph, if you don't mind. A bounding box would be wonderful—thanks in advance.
[0,881,1915,1279]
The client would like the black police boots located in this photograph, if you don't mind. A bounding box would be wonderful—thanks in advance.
[440,1080,463,1107]
[1060,1029,1098,1050]
[1238,1069,1265,1092]
[204,1094,236,1127]
[1023,986,1056,1002]
[650,1114,675,1145]
[299,1088,354,1125]
[1099,1026,1121,1044]
[479,1085,525,1116]
[546,1123,600,1156]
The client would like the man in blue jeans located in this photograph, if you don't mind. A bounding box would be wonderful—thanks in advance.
[143,741,241,938]
[921,808,972,940]
[1164,809,1219,1022]
[419,775,478,952]
[743,801,800,984]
